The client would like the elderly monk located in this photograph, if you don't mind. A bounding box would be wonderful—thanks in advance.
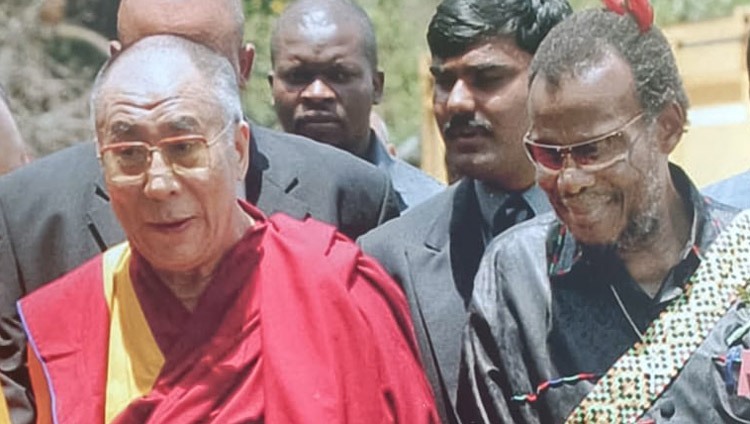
[0,1,399,420]
[18,35,438,424]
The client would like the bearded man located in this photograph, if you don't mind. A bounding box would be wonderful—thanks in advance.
[460,5,749,423]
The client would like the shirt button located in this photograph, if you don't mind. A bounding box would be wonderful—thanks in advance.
[660,400,676,418]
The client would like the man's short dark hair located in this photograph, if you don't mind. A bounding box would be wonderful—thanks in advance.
[530,9,689,119]
[271,0,378,70]
[427,0,572,59]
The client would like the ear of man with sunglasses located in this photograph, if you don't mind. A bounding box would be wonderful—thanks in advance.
[459,5,746,424]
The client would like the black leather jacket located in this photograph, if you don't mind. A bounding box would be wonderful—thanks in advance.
[459,165,746,424]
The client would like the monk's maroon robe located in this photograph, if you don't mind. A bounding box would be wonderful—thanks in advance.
[20,202,439,423]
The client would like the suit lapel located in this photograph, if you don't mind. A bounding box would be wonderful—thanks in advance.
[85,148,124,252]
[406,179,484,409]
[246,125,310,220]
[404,245,456,423]
[254,176,310,220]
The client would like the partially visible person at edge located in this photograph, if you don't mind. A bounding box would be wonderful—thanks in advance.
[0,1,402,421]
[0,84,31,175]
[459,5,748,423]
[19,34,439,424]
[358,0,571,422]
[269,0,444,212]
[702,31,750,210]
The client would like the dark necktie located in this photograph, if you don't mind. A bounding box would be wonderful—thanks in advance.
[492,194,533,237]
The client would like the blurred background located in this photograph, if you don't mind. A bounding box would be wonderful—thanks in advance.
[2,0,750,184]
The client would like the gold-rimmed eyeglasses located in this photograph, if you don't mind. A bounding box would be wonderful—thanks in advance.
[523,113,645,174]
[99,121,234,185]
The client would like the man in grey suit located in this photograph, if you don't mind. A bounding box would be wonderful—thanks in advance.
[359,0,571,422]
[0,0,399,421]
[269,0,444,211]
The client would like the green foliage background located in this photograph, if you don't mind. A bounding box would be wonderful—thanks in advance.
[240,0,750,148]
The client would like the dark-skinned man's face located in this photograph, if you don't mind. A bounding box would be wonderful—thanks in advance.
[269,19,383,157]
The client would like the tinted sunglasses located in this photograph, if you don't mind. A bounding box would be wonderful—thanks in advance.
[523,113,644,174]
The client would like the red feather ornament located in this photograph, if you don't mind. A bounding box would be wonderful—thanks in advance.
[602,0,626,15]
[626,0,655,32]
[601,0,654,33]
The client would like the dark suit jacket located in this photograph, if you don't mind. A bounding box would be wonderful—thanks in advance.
[0,124,399,423]
[360,178,551,424]
[359,178,483,424]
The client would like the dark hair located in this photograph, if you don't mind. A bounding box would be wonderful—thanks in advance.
[271,0,378,70]
[427,0,572,59]
[530,9,689,119]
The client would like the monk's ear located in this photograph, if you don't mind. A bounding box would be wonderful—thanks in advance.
[233,120,251,182]
[655,101,686,155]
[239,43,255,86]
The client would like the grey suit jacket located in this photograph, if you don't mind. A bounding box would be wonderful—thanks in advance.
[366,134,444,211]
[360,178,551,424]
[0,124,399,423]
[359,178,483,424]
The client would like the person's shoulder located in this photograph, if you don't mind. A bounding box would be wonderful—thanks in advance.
[359,184,457,246]
[0,142,99,198]
[269,212,338,243]
[484,211,557,262]
[389,158,445,206]
[266,213,369,277]
[471,212,557,317]
[253,125,388,184]
[702,171,750,210]
[704,194,742,230]
[391,157,443,188]
[268,213,355,258]
[20,251,103,307]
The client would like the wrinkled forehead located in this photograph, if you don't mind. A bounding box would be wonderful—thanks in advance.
[276,13,367,56]
[96,52,215,128]
[528,56,640,142]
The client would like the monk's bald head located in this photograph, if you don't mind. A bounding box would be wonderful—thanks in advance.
[117,0,245,73]
[271,0,378,70]
[92,35,242,134]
